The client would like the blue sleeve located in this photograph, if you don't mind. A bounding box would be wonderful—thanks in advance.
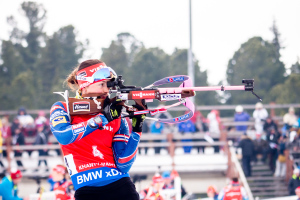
[246,113,250,121]
[217,188,224,200]
[0,177,23,200]
[50,102,108,145]
[112,118,141,173]
[234,114,238,121]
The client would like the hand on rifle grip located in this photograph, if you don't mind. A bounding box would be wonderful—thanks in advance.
[130,103,147,133]
[103,97,123,122]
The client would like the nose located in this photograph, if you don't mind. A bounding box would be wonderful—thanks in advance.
[103,85,109,93]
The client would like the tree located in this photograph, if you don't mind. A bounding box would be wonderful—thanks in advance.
[19,1,47,69]
[129,47,170,87]
[101,40,129,77]
[0,2,87,109]
[101,32,144,77]
[0,41,24,110]
[226,37,286,104]
[270,19,284,60]
[266,74,300,104]
[291,60,300,74]
[36,25,86,108]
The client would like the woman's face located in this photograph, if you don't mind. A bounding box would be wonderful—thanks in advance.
[82,80,109,99]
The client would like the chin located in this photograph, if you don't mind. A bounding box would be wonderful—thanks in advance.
[100,95,108,99]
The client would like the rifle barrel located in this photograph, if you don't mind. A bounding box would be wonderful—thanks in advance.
[158,85,245,93]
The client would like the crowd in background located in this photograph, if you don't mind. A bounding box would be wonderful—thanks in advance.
[0,104,300,199]
[0,107,51,172]
[236,103,300,180]
[1,104,300,172]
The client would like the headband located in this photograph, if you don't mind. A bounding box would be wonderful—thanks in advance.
[76,63,107,89]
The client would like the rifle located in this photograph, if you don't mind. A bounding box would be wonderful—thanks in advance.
[54,75,261,124]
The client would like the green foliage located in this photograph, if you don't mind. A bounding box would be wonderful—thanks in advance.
[291,61,300,74]
[0,2,85,110]
[226,37,286,104]
[0,2,298,112]
[266,74,300,103]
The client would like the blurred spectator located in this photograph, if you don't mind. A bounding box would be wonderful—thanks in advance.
[51,164,74,200]
[274,135,287,177]
[207,110,221,135]
[34,123,48,171]
[0,120,3,170]
[253,133,269,163]
[290,123,300,146]
[191,110,208,132]
[234,105,250,133]
[0,169,26,200]
[1,115,12,139]
[155,106,173,133]
[178,120,196,134]
[295,187,300,200]
[207,110,221,153]
[171,169,187,198]
[143,173,165,200]
[12,127,25,169]
[178,119,196,153]
[162,171,174,189]
[11,117,21,136]
[266,127,280,172]
[253,102,268,134]
[35,110,50,137]
[207,185,218,200]
[48,174,56,191]
[283,107,298,131]
[190,111,208,153]
[35,110,48,125]
[288,168,300,195]
[150,121,164,134]
[17,106,35,129]
[218,177,248,200]
[263,117,278,134]
[238,134,255,177]
[1,115,12,160]
[142,120,149,133]
[150,121,164,154]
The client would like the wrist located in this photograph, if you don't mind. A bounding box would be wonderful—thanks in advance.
[88,115,103,129]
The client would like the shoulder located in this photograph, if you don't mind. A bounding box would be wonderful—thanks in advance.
[50,101,70,125]
[50,101,67,114]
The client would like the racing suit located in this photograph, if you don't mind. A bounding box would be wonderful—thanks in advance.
[50,101,141,191]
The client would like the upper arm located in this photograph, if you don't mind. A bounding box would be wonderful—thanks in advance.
[50,102,107,145]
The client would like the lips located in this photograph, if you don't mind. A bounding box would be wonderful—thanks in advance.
[100,95,108,99]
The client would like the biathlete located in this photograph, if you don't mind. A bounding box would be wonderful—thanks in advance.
[50,59,146,200]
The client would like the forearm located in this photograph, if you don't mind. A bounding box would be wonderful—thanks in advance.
[112,118,141,173]
[113,131,141,172]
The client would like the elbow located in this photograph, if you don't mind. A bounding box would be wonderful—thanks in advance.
[57,139,70,146]
[119,167,129,174]
[53,131,72,145]
[117,165,131,174]
[116,159,135,173]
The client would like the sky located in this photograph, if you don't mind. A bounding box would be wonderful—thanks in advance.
[0,0,299,85]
